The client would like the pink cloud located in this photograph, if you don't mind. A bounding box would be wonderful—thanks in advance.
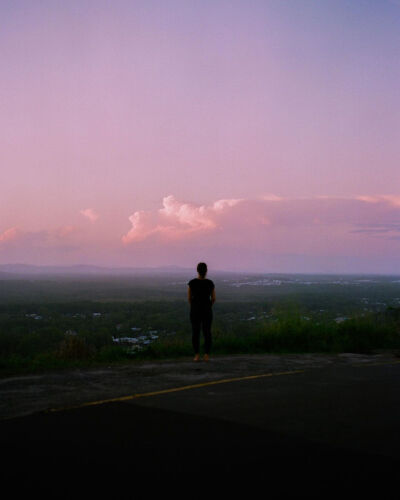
[121,194,400,258]
[0,224,83,265]
[0,225,78,248]
[0,227,21,243]
[356,195,400,207]
[2,194,400,272]
[46,225,79,243]
[261,194,284,202]
[50,225,76,238]
[80,208,99,223]
[122,195,242,243]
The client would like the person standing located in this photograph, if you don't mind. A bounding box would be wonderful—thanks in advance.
[187,262,216,362]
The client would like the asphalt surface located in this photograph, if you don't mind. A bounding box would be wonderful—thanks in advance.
[1,358,399,495]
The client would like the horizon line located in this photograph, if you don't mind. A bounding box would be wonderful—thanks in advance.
[1,263,400,277]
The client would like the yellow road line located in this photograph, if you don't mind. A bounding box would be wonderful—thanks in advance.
[47,360,400,413]
[47,369,305,413]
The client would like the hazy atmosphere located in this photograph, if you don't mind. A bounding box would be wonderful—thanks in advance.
[1,0,400,272]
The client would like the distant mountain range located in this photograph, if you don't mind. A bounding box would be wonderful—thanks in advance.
[0,263,197,276]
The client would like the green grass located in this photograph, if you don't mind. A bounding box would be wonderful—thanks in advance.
[1,308,399,377]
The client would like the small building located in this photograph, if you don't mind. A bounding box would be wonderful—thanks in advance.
[112,336,139,344]
[65,330,78,336]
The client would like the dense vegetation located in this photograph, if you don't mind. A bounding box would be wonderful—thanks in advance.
[0,272,400,375]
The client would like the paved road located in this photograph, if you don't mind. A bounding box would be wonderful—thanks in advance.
[1,359,399,495]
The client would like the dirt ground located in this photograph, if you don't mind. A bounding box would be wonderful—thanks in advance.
[1,350,399,420]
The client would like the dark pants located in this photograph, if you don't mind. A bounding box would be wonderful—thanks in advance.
[190,308,213,354]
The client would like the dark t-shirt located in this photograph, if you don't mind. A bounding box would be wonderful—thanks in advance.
[188,278,215,312]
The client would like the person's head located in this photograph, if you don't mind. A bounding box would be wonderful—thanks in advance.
[197,262,207,278]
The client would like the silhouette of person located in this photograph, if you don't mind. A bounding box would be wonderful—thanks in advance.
[187,262,216,362]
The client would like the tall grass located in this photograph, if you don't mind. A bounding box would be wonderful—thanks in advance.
[0,308,399,375]
[124,308,400,360]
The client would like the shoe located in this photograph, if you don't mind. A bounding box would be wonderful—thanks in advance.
[193,354,200,362]
[203,354,210,362]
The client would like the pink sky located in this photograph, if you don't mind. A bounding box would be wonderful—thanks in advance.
[1,1,400,273]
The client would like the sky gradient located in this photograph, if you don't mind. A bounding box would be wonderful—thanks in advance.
[1,0,400,273]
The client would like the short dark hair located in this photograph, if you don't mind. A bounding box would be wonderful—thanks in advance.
[197,262,207,277]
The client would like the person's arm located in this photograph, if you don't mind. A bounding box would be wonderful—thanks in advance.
[188,285,192,305]
[211,288,216,305]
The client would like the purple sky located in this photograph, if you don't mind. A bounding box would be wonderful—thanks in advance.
[1,0,400,273]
